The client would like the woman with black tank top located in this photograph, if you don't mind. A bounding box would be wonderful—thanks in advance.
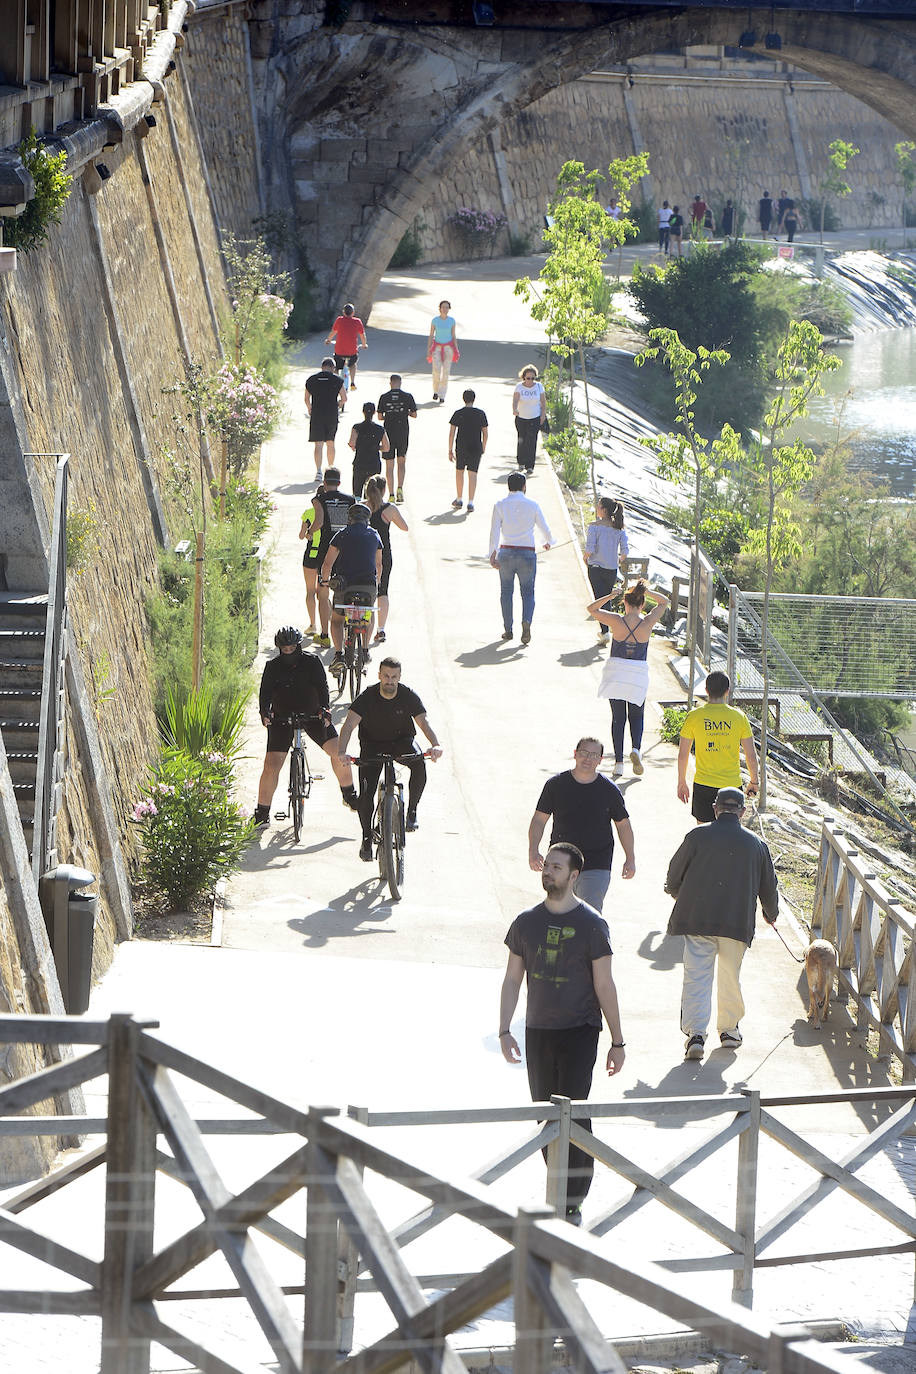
[348,401,390,498]
[588,577,669,779]
[364,475,408,643]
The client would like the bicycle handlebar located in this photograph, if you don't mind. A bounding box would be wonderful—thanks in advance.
[350,750,434,765]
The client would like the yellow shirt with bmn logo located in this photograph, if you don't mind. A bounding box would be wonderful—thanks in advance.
[681,703,752,788]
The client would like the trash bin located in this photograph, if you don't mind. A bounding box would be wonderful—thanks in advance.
[38,865,97,1014]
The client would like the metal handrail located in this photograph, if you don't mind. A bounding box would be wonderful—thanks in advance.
[32,455,68,883]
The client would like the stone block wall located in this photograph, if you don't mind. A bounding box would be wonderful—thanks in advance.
[409,73,910,262]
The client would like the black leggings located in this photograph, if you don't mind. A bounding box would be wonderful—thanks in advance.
[515,415,541,470]
[525,1025,600,1207]
[358,750,426,838]
[587,565,618,631]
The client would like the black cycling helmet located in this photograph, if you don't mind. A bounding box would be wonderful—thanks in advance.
[348,503,371,524]
[274,625,303,648]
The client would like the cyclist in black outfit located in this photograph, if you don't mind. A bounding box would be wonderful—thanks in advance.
[253,626,358,825]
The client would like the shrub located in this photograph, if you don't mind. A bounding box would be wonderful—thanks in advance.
[448,206,507,257]
[800,198,841,233]
[660,705,688,743]
[206,363,283,478]
[132,752,253,909]
[389,219,425,270]
[545,428,589,488]
[543,363,572,430]
[3,129,72,253]
[220,476,275,541]
[508,228,535,256]
[66,505,99,575]
[160,683,248,761]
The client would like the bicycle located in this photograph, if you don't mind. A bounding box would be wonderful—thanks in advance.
[333,594,375,703]
[273,714,321,842]
[354,750,430,902]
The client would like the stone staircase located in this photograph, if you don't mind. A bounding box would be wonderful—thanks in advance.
[0,592,48,862]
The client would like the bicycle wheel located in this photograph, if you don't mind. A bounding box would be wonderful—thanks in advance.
[348,631,364,704]
[289,748,305,842]
[381,786,405,901]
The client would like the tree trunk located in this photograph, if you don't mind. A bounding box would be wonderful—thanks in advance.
[578,341,598,505]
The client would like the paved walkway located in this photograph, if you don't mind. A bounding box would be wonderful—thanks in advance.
[3,257,916,1371]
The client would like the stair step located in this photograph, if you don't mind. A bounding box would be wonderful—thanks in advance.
[0,688,41,700]
[0,658,44,670]
[6,750,38,762]
[0,593,48,615]
[0,719,40,731]
[12,781,35,799]
[0,629,45,642]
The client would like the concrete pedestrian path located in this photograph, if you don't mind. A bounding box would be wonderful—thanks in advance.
[3,258,915,1371]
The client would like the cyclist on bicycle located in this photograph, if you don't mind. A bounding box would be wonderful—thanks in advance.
[337,656,443,861]
[320,503,382,673]
[253,625,358,825]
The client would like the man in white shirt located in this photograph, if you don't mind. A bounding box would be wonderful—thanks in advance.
[489,472,554,645]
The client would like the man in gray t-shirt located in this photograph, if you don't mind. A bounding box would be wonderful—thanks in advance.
[498,843,626,1223]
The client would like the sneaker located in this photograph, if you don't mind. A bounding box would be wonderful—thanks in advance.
[396,486,404,502]
[452,498,463,509]
[685,1034,705,1061]
[501,629,513,641]
[564,1205,583,1227]
[350,382,357,391]
[405,809,418,832]
[432,392,438,401]
[720,1030,743,1050]
[520,622,531,645]
[597,627,608,642]
[341,786,359,811]
[467,502,474,512]
[331,653,346,672]
[373,630,386,644]
[630,749,644,776]
[438,396,445,403]
[316,634,331,648]
[359,837,373,862]
[306,624,317,637]
[253,804,270,827]
[612,761,624,778]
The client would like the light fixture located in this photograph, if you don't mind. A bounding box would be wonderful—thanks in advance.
[144,113,157,127]
[96,163,111,180]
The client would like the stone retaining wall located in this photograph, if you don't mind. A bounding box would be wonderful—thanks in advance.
[411,73,908,263]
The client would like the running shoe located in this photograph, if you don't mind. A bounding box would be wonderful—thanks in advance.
[396,486,404,502]
[720,1030,743,1049]
[359,837,373,862]
[452,498,463,509]
[405,809,419,832]
[685,1035,705,1061]
[467,502,474,512]
[316,634,331,648]
[612,761,624,778]
[432,392,439,401]
[630,750,644,775]
[373,630,386,644]
[253,804,270,828]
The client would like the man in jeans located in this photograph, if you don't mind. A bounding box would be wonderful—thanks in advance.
[488,472,553,645]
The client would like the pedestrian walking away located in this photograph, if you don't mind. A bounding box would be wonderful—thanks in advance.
[528,737,635,914]
[665,787,779,1060]
[489,471,554,645]
[512,364,547,474]
[668,205,684,256]
[590,577,669,778]
[779,198,803,243]
[305,357,347,476]
[253,625,357,826]
[775,190,792,240]
[427,299,459,403]
[309,467,356,647]
[325,303,367,389]
[298,484,324,638]
[657,200,672,254]
[720,199,736,239]
[448,389,488,510]
[691,194,707,230]
[583,497,628,638]
[377,373,417,503]
[337,657,443,860]
[677,670,759,822]
[364,474,408,644]
[348,401,389,498]
[320,503,383,669]
[758,191,773,239]
[499,842,626,1224]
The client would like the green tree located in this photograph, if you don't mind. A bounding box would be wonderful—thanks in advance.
[3,129,72,253]
[607,152,651,280]
[516,161,633,498]
[714,321,841,806]
[816,138,859,244]
[635,329,730,706]
[895,141,916,249]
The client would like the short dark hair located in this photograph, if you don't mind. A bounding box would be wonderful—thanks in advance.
[547,842,584,877]
[389,374,401,385]
[507,472,526,491]
[379,656,401,671]
[575,736,603,756]
[705,670,730,700]
[463,389,475,403]
[324,466,341,484]
[343,303,355,315]
[321,357,336,369]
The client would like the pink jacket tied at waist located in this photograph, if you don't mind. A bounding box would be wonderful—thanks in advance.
[427,341,460,365]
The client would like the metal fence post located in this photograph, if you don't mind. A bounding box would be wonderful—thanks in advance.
[304,1106,341,1374]
[727,583,737,699]
[100,1014,156,1374]
[733,1089,759,1306]
[545,1096,570,1217]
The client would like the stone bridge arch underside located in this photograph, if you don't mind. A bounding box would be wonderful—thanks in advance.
[249,5,916,315]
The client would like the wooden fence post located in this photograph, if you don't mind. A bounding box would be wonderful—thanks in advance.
[304,1106,341,1374]
[100,1014,157,1374]
[545,1096,570,1218]
[513,1207,555,1374]
[338,1106,368,1357]
[733,1090,759,1307]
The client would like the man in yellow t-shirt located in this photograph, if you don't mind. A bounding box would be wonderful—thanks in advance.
[677,671,759,823]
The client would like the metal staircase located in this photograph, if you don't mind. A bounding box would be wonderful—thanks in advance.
[0,592,48,858]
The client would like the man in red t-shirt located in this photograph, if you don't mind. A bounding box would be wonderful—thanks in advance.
[690,194,707,227]
[325,303,367,389]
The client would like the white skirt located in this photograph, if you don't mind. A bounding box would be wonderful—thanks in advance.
[597,654,649,705]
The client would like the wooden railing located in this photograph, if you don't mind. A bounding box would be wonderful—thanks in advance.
[0,1013,909,1374]
[813,818,916,1078]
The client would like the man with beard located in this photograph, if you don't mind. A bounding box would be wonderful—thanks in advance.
[498,843,626,1225]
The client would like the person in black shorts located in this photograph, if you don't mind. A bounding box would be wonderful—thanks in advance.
[253,625,357,826]
[448,389,488,512]
[305,358,347,476]
[377,373,417,503]
[348,401,389,498]
[337,657,443,861]
[365,474,408,644]
[320,503,383,671]
[309,467,355,647]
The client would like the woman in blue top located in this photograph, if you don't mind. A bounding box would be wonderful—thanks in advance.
[427,299,459,403]
[584,497,629,640]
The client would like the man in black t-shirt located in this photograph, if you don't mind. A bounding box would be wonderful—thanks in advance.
[528,736,635,914]
[337,656,443,861]
[447,388,488,512]
[499,842,626,1223]
[310,467,355,647]
[305,357,347,475]
[376,374,417,502]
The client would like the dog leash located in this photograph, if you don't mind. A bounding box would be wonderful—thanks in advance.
[769,921,805,963]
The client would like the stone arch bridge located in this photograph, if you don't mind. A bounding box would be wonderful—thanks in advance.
[238,0,916,314]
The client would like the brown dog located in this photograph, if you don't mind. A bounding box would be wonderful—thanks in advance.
[805,939,838,1028]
